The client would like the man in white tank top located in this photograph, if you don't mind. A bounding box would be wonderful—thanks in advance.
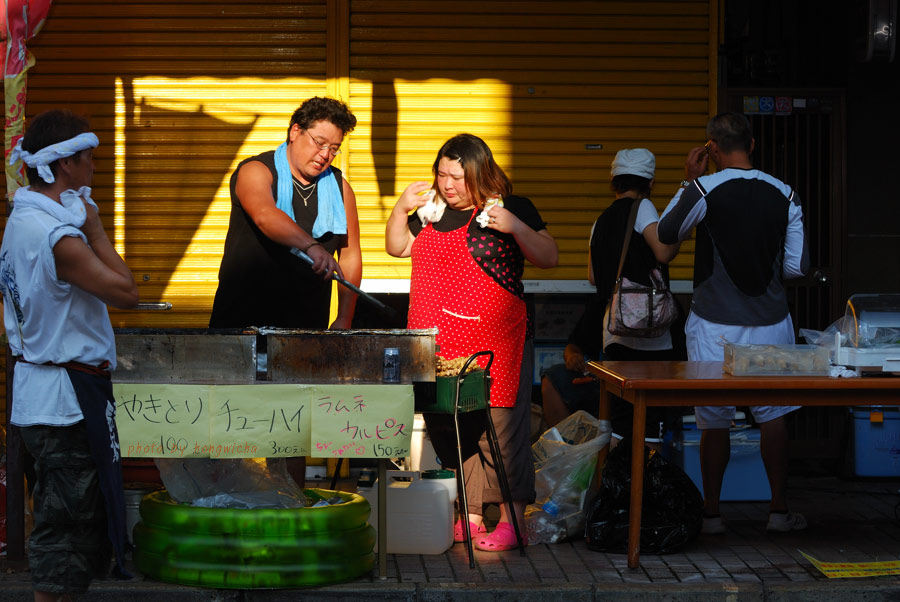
[1,109,139,600]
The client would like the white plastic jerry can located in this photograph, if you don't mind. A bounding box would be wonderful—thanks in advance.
[358,470,455,555]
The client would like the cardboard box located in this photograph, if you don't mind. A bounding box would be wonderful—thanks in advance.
[852,406,900,477]
[664,426,771,501]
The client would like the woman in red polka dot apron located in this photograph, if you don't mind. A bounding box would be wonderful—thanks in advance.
[386,134,558,551]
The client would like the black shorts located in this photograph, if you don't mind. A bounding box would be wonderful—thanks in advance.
[20,422,111,594]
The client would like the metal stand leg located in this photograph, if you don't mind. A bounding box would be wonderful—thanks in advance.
[377,458,388,578]
[453,408,476,568]
[483,407,526,554]
[330,457,343,491]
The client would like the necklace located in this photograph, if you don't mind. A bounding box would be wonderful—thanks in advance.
[292,176,317,206]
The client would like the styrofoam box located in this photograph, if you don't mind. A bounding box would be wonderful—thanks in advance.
[663,427,771,501]
[405,413,443,472]
[852,406,900,477]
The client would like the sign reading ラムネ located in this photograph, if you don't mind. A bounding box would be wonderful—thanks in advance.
[310,384,414,459]
[113,383,413,459]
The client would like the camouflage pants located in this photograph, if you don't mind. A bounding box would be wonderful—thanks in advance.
[20,422,112,594]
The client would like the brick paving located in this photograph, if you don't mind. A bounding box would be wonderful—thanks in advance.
[2,474,900,599]
[353,474,900,586]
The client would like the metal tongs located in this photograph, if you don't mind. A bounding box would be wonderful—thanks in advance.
[289,247,399,319]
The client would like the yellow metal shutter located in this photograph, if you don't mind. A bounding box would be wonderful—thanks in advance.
[348,0,714,285]
[23,0,331,328]
[17,0,713,323]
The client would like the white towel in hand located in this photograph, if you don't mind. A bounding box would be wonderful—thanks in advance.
[416,189,445,226]
[475,196,504,228]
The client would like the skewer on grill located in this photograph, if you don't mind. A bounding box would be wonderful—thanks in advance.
[289,247,401,320]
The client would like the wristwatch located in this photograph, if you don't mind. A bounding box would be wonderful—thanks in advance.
[680,179,691,188]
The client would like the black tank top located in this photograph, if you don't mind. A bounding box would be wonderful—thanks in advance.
[209,151,346,329]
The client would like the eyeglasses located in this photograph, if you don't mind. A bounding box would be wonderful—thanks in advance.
[302,130,341,156]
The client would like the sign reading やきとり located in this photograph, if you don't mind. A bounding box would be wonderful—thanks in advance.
[113,383,414,460]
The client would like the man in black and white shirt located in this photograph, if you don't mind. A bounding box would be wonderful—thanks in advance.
[658,112,810,535]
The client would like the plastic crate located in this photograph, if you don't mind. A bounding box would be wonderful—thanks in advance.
[663,426,771,501]
[416,370,488,414]
[852,406,900,477]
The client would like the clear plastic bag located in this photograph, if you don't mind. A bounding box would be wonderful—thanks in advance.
[155,457,307,509]
[802,297,900,350]
[525,411,611,544]
[799,316,846,348]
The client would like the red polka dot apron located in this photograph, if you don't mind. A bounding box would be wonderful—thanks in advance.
[408,212,526,407]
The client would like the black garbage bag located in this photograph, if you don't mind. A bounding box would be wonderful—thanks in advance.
[585,440,703,554]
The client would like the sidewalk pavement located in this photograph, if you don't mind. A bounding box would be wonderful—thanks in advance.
[3,474,900,601]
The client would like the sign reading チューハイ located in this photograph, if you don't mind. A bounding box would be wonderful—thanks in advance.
[210,384,311,458]
[113,383,413,459]
[309,384,414,459]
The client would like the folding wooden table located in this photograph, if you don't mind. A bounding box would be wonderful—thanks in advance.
[585,360,900,569]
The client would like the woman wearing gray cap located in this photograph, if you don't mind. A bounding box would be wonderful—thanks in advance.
[542,148,682,445]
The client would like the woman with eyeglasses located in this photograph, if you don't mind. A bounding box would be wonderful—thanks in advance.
[386,133,558,551]
[210,96,362,331]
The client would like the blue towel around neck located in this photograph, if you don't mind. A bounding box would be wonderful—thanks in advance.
[273,142,346,238]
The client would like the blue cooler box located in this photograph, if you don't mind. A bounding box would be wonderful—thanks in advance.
[664,426,771,501]
[852,406,900,477]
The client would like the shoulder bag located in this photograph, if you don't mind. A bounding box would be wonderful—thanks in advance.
[606,199,679,338]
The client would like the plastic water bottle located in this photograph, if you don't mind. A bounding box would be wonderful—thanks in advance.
[543,498,560,517]
[526,498,563,544]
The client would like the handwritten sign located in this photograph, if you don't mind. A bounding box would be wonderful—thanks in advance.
[114,383,414,459]
[310,384,414,459]
[210,385,310,458]
[114,384,210,458]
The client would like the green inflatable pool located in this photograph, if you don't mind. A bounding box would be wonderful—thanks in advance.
[133,488,375,588]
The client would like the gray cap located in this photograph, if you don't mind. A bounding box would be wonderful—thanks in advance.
[611,148,655,179]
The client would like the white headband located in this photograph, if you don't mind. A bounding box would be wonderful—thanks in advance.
[9,132,99,184]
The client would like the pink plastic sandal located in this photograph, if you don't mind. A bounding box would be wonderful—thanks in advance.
[474,522,524,551]
[454,519,486,543]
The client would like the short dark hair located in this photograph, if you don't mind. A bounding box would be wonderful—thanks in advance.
[707,112,752,154]
[21,109,91,185]
[432,133,512,209]
[610,174,653,198]
[287,97,357,140]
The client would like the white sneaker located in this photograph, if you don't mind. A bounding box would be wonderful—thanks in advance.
[766,512,807,532]
[702,516,726,534]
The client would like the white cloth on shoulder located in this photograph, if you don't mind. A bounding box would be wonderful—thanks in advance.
[12,185,97,228]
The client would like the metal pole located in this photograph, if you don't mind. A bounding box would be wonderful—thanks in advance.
[377,457,388,578]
